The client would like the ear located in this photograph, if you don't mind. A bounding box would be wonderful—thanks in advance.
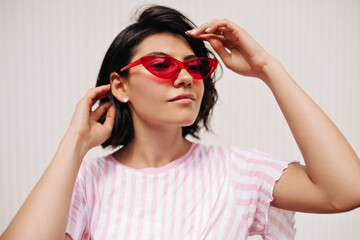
[110,72,129,103]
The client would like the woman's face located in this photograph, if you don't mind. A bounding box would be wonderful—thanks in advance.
[123,33,205,129]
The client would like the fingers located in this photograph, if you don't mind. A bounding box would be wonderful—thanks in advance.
[188,19,269,74]
[187,19,243,64]
[72,84,111,124]
[187,19,241,39]
[187,19,259,55]
[91,101,112,121]
[102,105,116,134]
[82,84,111,107]
[207,37,232,64]
[89,89,115,136]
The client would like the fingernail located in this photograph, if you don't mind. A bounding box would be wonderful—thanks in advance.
[205,27,211,33]
[188,29,197,35]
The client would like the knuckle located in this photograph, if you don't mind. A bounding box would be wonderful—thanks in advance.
[86,87,97,96]
[86,87,95,94]
[77,97,90,107]
[77,98,85,106]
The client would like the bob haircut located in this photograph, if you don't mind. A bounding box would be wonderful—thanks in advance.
[96,5,218,148]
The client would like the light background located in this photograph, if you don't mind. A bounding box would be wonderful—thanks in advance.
[0,0,359,239]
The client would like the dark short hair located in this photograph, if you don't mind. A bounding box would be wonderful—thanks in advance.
[96,5,218,148]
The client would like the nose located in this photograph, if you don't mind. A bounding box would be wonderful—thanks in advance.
[173,68,193,87]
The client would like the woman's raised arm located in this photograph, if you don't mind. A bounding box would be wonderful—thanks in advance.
[188,19,360,213]
[1,85,115,240]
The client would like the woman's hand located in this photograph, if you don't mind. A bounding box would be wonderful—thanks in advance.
[66,84,115,155]
[188,19,274,80]
[1,85,115,240]
[190,19,360,213]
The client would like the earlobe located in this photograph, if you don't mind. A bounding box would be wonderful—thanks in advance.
[110,72,129,103]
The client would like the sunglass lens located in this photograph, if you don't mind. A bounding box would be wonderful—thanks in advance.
[146,57,178,78]
[187,59,213,79]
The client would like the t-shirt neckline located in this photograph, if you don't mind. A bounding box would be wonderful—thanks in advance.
[107,142,198,174]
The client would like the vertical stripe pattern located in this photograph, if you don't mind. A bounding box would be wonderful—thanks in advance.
[66,143,295,239]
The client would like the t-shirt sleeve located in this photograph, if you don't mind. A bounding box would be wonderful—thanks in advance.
[229,147,296,239]
[65,163,89,240]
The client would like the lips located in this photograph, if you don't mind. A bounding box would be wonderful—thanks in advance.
[168,93,196,102]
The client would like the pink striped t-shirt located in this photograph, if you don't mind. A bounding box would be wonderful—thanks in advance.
[66,143,296,239]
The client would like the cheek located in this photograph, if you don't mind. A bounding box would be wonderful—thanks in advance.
[130,85,162,108]
[195,80,205,104]
[127,78,166,114]
[128,72,163,101]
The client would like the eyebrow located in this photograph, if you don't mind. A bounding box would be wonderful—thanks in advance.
[145,51,197,61]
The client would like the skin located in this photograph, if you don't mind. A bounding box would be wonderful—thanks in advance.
[1,19,360,240]
[1,85,116,240]
[110,33,204,169]
[188,19,360,213]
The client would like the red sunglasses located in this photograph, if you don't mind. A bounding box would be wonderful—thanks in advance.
[120,55,218,80]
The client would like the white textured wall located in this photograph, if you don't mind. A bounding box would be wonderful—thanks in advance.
[1,0,359,239]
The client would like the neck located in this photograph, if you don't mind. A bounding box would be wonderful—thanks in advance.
[114,120,192,169]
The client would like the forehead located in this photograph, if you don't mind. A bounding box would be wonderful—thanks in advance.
[132,33,195,60]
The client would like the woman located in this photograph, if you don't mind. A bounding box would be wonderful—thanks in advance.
[1,5,360,240]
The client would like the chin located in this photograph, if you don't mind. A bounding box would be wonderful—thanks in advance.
[177,117,198,127]
[173,111,200,126]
